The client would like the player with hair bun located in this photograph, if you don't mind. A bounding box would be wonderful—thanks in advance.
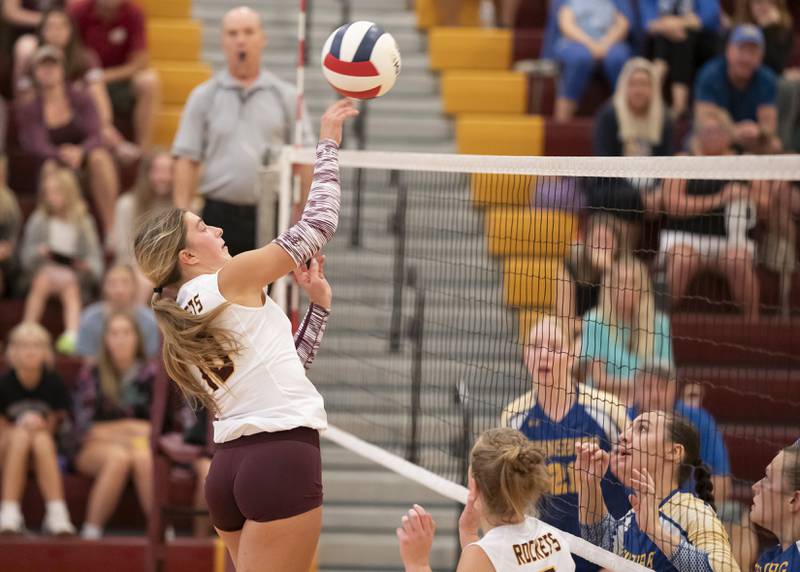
[576,411,740,571]
[133,99,357,572]
[750,444,800,572]
[397,427,576,571]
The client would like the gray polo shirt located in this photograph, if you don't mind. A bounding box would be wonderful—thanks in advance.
[172,69,315,206]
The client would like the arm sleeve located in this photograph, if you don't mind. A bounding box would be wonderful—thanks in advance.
[293,303,330,369]
[668,539,715,572]
[171,85,209,161]
[15,102,59,161]
[580,513,618,551]
[272,139,340,266]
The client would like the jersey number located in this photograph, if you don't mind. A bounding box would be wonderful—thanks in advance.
[200,359,234,391]
[184,294,203,315]
[538,568,556,572]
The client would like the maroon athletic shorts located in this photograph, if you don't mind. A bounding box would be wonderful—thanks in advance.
[204,427,322,532]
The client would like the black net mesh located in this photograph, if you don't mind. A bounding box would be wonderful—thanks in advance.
[310,160,800,570]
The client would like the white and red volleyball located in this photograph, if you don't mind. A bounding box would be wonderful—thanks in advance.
[321,21,401,99]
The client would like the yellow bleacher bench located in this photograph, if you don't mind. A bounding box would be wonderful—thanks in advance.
[471,174,535,207]
[147,20,202,62]
[485,207,577,257]
[429,28,512,70]
[135,0,191,19]
[503,256,567,308]
[457,115,543,155]
[153,61,212,106]
[416,0,480,28]
[442,71,527,114]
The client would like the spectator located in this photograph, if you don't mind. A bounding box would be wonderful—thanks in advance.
[628,363,732,503]
[16,8,140,162]
[593,57,674,157]
[502,317,628,572]
[750,445,800,572]
[580,255,673,402]
[19,166,103,355]
[172,6,314,256]
[0,322,76,535]
[3,0,64,86]
[0,156,22,298]
[72,310,155,539]
[566,214,628,315]
[576,412,740,571]
[15,45,119,234]
[734,0,794,75]
[661,109,760,320]
[76,264,159,360]
[108,149,173,268]
[694,24,781,153]
[552,0,632,122]
[69,0,160,148]
[397,428,576,572]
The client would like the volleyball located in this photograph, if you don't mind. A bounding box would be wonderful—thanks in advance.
[321,21,402,99]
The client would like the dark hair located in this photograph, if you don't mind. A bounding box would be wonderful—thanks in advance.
[470,428,550,522]
[36,9,93,83]
[667,414,716,510]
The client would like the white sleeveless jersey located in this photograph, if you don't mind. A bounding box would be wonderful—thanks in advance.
[470,517,575,572]
[176,272,326,443]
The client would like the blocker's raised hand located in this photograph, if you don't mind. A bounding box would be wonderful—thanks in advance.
[319,99,359,146]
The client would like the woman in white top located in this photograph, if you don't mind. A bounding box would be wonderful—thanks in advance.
[398,427,576,571]
[132,99,357,572]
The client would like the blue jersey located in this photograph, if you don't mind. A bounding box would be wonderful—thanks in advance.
[756,542,800,572]
[507,394,627,572]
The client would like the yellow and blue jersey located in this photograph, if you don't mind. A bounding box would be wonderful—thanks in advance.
[755,541,800,572]
[503,385,629,572]
[582,489,740,572]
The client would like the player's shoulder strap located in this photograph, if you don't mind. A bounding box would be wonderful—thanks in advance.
[500,390,535,428]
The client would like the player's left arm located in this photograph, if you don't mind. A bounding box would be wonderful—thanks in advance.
[455,545,494,572]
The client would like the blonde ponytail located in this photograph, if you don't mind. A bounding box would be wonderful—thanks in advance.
[134,207,240,414]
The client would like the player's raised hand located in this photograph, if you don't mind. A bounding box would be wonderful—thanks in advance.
[397,504,436,571]
[293,255,331,310]
[319,99,359,146]
[574,441,609,487]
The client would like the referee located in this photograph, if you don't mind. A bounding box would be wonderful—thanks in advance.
[172,6,314,255]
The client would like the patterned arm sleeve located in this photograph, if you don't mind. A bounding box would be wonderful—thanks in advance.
[273,139,340,266]
[580,513,618,551]
[294,303,330,369]
[669,540,714,572]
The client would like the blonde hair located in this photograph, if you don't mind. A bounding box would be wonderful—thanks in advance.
[597,255,658,358]
[6,322,55,369]
[528,315,576,352]
[691,108,735,155]
[470,428,549,522]
[133,207,239,414]
[613,57,665,151]
[133,148,173,220]
[37,166,90,226]
[97,311,146,407]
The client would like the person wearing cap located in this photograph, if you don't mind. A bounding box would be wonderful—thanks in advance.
[694,24,781,153]
[172,7,314,256]
[15,44,119,235]
[69,0,160,149]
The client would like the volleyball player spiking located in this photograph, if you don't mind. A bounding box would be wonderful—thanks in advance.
[133,99,358,572]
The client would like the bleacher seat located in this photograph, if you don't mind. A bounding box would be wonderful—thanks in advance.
[136,0,191,19]
[503,256,567,307]
[147,20,203,62]
[415,0,480,29]
[442,71,527,114]
[429,28,512,70]
[471,173,534,207]
[485,207,577,256]
[457,114,543,155]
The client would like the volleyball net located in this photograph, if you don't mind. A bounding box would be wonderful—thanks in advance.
[277,148,800,570]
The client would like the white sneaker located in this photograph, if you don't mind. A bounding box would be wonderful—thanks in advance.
[0,507,24,535]
[42,510,76,536]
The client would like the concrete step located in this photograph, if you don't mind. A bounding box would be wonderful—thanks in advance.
[319,531,456,571]
[323,470,454,505]
[323,504,459,533]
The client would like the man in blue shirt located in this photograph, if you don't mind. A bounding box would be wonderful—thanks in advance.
[629,362,733,502]
[694,24,781,153]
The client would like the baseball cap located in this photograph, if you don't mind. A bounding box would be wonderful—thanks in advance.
[729,24,765,48]
[32,45,64,66]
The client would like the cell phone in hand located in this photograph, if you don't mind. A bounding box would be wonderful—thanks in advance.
[49,252,75,267]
